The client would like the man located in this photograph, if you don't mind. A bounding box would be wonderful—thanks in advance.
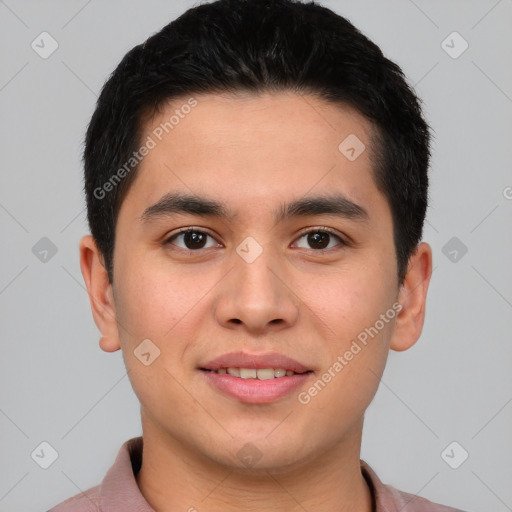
[50,0,468,510]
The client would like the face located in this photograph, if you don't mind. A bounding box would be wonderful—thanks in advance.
[81,91,431,472]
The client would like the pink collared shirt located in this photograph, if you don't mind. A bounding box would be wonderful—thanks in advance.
[48,437,467,512]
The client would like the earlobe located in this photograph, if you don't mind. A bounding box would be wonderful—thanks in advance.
[390,242,433,352]
[79,235,121,352]
[99,336,121,352]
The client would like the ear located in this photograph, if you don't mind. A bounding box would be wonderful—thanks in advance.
[79,235,121,352]
[390,242,433,352]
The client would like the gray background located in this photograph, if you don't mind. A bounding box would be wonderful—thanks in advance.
[1,1,511,511]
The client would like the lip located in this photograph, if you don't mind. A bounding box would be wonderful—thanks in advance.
[199,351,313,405]
[202,372,311,404]
[201,351,311,373]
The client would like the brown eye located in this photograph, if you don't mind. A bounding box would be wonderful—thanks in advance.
[307,232,330,249]
[294,229,344,250]
[167,230,220,250]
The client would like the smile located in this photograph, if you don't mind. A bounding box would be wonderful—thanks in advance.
[203,368,299,379]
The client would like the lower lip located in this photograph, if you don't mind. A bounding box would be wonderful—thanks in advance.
[201,370,312,404]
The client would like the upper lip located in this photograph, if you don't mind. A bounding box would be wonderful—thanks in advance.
[200,351,311,373]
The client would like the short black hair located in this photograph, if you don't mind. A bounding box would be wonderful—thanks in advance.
[84,0,430,286]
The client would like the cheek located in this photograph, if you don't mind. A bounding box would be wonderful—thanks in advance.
[113,258,210,420]
[299,261,397,345]
[113,253,207,342]
[294,261,398,419]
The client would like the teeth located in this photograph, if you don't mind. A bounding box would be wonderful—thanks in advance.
[216,367,296,379]
[240,368,257,379]
[256,368,275,380]
[227,367,240,377]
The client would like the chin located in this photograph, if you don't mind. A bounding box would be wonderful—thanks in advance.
[213,431,318,473]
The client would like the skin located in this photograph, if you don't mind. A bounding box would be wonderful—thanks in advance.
[80,91,432,512]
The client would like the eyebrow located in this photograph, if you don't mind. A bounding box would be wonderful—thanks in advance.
[140,192,369,224]
[274,194,369,223]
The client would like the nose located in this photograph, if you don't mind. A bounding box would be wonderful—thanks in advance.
[214,247,300,335]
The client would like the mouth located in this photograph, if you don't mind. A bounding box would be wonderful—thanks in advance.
[201,367,307,379]
[199,352,313,404]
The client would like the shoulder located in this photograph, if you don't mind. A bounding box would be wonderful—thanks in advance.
[46,484,101,512]
[389,486,469,512]
[361,460,469,512]
[46,437,148,512]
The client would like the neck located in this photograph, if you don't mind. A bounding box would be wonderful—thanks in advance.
[136,413,373,512]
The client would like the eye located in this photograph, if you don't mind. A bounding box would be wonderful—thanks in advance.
[293,229,345,250]
[165,229,221,250]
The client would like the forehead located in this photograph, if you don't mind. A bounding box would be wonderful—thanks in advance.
[121,91,387,221]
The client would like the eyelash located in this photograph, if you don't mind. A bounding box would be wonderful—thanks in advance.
[163,226,348,252]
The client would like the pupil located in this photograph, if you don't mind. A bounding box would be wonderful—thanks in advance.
[184,231,206,249]
[308,232,329,249]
